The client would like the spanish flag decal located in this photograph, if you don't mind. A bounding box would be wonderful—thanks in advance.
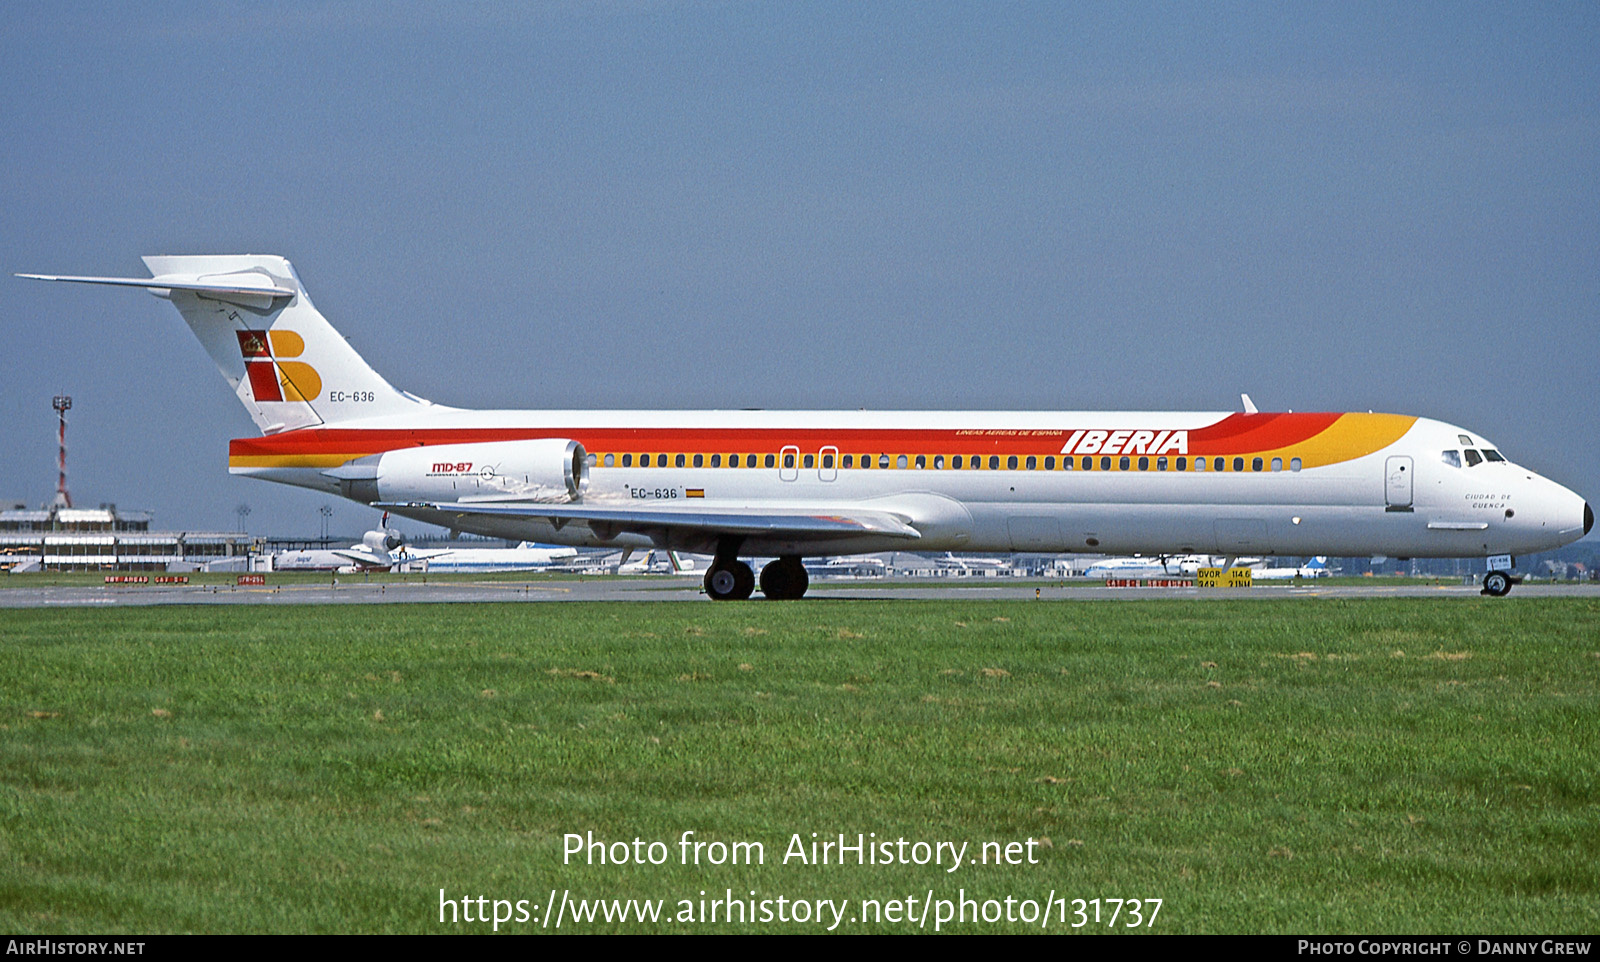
[686,488,705,499]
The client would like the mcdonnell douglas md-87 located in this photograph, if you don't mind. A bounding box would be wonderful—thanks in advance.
[21,256,1591,599]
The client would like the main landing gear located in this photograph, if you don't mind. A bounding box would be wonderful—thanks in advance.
[702,544,809,601]
[704,560,755,601]
[758,556,809,600]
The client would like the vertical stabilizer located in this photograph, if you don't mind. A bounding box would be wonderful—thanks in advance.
[137,255,428,433]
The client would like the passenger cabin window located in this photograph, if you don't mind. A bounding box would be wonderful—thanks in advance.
[622,454,634,467]
[1214,457,1225,472]
[1232,457,1244,472]
[842,454,853,468]
[1251,457,1263,472]
[1137,456,1149,471]
[746,454,757,467]
[604,453,615,467]
[879,454,890,469]
[823,453,834,468]
[1044,456,1055,470]
[710,454,721,468]
[1026,456,1036,470]
[1157,457,1168,471]
[915,455,926,469]
[1290,457,1301,471]
[1441,450,1462,468]
[658,453,667,466]
[1063,457,1073,470]
[1007,455,1019,470]
[693,453,704,468]
[765,454,776,468]
[952,455,963,469]
[1100,456,1111,471]
[1119,456,1130,471]
[1464,449,1483,467]
[1271,457,1282,472]
[934,455,945,469]
[675,454,685,468]
[1194,457,1205,471]
[989,456,1001,470]
[784,453,795,468]
[803,454,814,469]
[1175,456,1186,471]
[1482,449,1505,462]
[897,454,909,469]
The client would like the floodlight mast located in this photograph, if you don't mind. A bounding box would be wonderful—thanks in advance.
[51,395,72,509]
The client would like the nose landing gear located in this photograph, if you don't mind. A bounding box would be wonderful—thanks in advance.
[1481,570,1520,597]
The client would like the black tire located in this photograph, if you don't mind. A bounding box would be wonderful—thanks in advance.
[731,561,755,600]
[1482,571,1513,597]
[705,561,756,601]
[759,556,810,600]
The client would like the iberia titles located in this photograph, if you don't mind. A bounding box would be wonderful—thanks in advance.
[1060,429,1187,457]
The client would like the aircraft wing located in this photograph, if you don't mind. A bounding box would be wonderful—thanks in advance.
[375,500,924,545]
[330,549,387,566]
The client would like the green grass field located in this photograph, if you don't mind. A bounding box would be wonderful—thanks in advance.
[3,599,1597,933]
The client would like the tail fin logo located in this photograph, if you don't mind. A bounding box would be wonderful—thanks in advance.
[237,330,322,402]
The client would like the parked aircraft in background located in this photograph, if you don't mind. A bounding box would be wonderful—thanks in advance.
[804,555,888,577]
[614,549,689,575]
[1249,556,1333,579]
[931,552,1011,573]
[271,526,438,571]
[23,256,1591,599]
[415,541,578,573]
[1083,554,1211,579]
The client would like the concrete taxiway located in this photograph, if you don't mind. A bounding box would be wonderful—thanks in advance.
[3,577,1597,607]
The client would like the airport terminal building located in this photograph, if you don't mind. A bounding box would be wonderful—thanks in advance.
[0,502,247,573]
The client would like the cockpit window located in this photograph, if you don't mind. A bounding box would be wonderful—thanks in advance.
[1458,435,1472,446]
[1440,450,1462,468]
[1464,449,1483,467]
[1482,449,1505,462]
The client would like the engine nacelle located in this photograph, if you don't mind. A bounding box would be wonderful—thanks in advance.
[362,528,404,553]
[331,439,589,505]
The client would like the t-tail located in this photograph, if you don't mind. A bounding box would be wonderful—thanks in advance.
[18,255,433,433]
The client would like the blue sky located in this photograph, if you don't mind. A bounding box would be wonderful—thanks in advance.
[2,2,1595,537]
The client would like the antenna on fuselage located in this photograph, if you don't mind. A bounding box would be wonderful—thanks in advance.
[1240,393,1258,414]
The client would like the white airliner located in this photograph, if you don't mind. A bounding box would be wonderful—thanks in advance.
[1248,556,1333,579]
[21,255,1592,599]
[414,541,578,573]
[271,527,434,572]
[931,552,1011,573]
[804,556,888,578]
[1083,554,1211,579]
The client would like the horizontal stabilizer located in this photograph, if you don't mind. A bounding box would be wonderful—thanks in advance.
[17,271,296,309]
